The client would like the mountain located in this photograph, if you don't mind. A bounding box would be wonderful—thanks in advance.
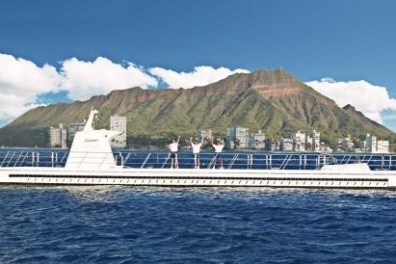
[0,68,394,148]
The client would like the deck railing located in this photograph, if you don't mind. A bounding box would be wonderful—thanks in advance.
[1,149,396,171]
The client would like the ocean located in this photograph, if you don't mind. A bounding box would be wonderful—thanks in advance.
[1,186,395,263]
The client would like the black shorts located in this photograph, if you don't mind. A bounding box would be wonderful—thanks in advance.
[170,152,177,158]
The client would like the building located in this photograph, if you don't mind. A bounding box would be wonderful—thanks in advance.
[265,139,280,151]
[68,122,85,146]
[280,138,293,151]
[339,136,354,152]
[249,130,266,150]
[110,115,127,148]
[377,140,390,153]
[292,131,306,151]
[307,130,320,151]
[364,134,377,153]
[226,127,250,149]
[49,123,67,149]
[363,134,389,153]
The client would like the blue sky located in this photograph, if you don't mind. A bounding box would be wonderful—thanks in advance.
[1,0,396,130]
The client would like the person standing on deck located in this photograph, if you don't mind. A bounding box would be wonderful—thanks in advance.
[168,136,180,168]
[212,138,224,169]
[190,137,203,169]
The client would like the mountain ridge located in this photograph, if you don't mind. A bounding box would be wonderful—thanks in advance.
[0,68,394,148]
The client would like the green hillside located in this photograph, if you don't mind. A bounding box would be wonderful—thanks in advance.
[0,68,394,149]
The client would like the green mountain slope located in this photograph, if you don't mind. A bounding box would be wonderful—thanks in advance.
[0,68,394,148]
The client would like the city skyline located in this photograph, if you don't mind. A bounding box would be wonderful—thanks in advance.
[1,0,396,130]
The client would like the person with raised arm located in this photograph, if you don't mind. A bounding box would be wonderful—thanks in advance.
[211,138,224,169]
[168,136,180,169]
[190,137,203,169]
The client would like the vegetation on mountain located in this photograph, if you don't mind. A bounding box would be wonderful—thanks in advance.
[0,68,394,150]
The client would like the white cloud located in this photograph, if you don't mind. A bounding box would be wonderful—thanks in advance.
[306,78,396,124]
[149,66,250,89]
[0,53,159,126]
[4,51,393,131]
[0,53,62,123]
[0,53,248,126]
[60,57,158,101]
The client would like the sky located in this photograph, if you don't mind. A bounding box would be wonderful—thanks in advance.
[1,0,396,131]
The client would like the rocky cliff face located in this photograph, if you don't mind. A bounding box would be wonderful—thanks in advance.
[0,68,394,147]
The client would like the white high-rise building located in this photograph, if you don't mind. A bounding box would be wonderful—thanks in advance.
[307,130,320,151]
[377,140,390,153]
[49,123,67,149]
[250,130,265,150]
[364,134,389,153]
[364,134,377,153]
[110,115,127,148]
[292,131,306,151]
[280,138,293,151]
[68,122,85,145]
[227,127,250,149]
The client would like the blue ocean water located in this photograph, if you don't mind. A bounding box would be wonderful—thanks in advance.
[0,187,395,264]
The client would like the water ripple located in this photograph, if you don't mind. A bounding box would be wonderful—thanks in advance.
[1,186,396,263]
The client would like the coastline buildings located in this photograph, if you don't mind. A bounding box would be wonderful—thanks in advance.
[46,117,390,153]
[377,140,390,153]
[110,115,127,148]
[363,134,389,153]
[338,136,354,152]
[364,134,377,153]
[280,138,293,151]
[306,130,321,151]
[67,122,85,146]
[48,115,128,149]
[279,130,322,152]
[49,123,67,149]
[292,131,306,151]
[226,127,265,150]
[250,130,266,150]
[226,127,250,149]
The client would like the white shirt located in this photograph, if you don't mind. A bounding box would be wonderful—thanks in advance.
[213,144,224,153]
[169,142,178,152]
[191,143,202,154]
